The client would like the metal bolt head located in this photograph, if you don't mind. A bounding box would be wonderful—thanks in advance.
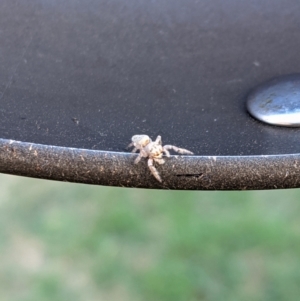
[247,74,300,127]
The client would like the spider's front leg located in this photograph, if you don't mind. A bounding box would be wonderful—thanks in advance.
[163,145,193,155]
[155,135,162,145]
[148,158,162,182]
[154,158,165,165]
[163,148,171,157]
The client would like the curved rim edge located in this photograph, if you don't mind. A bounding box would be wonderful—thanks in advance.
[1,138,300,190]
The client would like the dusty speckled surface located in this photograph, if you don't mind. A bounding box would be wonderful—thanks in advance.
[1,138,300,190]
[1,0,300,157]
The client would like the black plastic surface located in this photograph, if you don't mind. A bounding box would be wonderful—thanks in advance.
[1,1,300,190]
[1,0,300,157]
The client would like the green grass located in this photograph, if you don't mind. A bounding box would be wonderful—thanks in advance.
[0,174,300,301]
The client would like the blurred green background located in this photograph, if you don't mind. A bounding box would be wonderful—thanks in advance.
[0,173,300,301]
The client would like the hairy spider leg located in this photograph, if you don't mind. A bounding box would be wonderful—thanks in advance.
[163,145,193,155]
[134,148,148,164]
[128,142,140,152]
[155,135,162,145]
[148,158,162,182]
[134,154,142,164]
[154,158,165,165]
[162,148,171,157]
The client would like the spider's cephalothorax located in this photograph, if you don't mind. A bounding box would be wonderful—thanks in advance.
[128,135,193,182]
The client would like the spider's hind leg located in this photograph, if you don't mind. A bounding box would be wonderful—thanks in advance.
[131,147,138,153]
[134,153,143,164]
[134,149,147,164]
[128,143,138,152]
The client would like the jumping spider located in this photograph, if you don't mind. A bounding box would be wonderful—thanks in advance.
[128,135,193,182]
